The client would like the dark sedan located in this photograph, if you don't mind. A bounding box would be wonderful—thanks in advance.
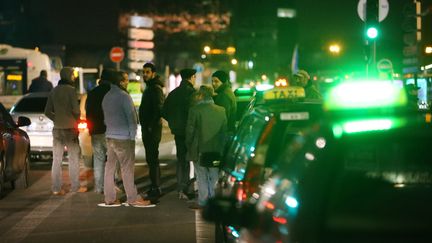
[0,102,31,197]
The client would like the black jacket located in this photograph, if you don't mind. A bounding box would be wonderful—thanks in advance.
[85,80,111,135]
[214,82,237,133]
[28,77,53,92]
[139,75,165,127]
[162,80,195,136]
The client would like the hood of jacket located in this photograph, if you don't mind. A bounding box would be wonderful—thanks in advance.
[215,82,231,94]
[58,79,74,86]
[145,74,164,88]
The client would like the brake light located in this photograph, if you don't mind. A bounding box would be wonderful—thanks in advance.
[78,120,88,130]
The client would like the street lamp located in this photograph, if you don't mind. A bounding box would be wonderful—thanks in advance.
[203,46,211,54]
[329,44,341,55]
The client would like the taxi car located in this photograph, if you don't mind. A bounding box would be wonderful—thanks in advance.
[207,84,323,242]
[0,102,31,196]
[207,81,432,242]
[9,92,92,162]
[234,87,255,122]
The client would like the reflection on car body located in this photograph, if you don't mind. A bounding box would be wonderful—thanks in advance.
[0,102,31,196]
[210,85,323,242]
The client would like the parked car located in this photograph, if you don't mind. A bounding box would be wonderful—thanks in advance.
[9,92,92,162]
[0,102,31,196]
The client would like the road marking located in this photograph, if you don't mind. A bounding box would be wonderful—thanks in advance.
[196,210,215,243]
[135,162,168,167]
[1,190,72,242]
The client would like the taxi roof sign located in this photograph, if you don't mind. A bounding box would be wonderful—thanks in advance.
[263,86,305,101]
[324,80,407,110]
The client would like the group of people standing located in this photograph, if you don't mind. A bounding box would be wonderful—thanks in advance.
[160,67,237,209]
[43,62,237,209]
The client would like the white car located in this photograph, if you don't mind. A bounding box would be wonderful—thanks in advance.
[9,92,92,162]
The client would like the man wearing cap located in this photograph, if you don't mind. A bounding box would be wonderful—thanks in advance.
[294,70,322,100]
[162,68,197,200]
[211,70,237,134]
[139,62,165,200]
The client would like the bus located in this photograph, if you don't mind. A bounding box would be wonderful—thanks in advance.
[0,44,62,109]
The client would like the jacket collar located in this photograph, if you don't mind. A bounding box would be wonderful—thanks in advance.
[144,74,164,87]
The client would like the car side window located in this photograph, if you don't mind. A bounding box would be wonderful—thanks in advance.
[0,103,16,128]
[225,113,266,178]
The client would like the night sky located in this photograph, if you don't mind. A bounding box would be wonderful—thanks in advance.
[1,0,431,74]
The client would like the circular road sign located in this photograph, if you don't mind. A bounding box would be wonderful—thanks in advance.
[377,58,393,72]
[110,47,125,63]
[357,0,389,22]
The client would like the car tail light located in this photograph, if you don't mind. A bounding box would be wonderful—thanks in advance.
[77,120,88,130]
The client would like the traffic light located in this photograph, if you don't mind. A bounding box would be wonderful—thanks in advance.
[365,0,379,40]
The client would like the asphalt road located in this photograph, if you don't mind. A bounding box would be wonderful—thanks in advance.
[0,133,215,243]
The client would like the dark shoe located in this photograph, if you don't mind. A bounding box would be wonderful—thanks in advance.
[144,187,161,199]
[178,191,190,200]
[188,203,203,210]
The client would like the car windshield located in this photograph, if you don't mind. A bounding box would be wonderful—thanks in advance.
[13,97,48,113]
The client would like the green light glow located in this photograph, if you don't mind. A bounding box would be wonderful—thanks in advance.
[332,117,407,137]
[366,27,378,39]
[325,81,407,110]
[236,87,252,94]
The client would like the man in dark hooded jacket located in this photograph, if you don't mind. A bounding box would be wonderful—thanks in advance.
[211,70,237,134]
[139,62,165,199]
[85,69,114,193]
[162,68,196,200]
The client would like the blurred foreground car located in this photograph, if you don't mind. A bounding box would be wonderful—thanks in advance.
[206,81,432,243]
[0,102,31,196]
[211,85,323,242]
[9,92,92,162]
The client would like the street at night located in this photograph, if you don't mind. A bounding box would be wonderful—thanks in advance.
[2,0,432,243]
[0,129,214,243]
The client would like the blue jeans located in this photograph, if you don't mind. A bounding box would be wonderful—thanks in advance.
[91,134,107,193]
[104,138,138,203]
[52,128,81,192]
[193,162,219,206]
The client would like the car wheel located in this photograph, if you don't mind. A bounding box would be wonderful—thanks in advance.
[15,155,30,189]
[215,222,228,243]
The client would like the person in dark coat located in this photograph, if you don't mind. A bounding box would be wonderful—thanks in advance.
[211,70,237,134]
[139,63,165,199]
[186,85,227,209]
[85,69,114,193]
[28,70,53,92]
[162,68,196,200]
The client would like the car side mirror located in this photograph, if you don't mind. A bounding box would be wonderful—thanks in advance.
[17,116,31,127]
[202,196,258,228]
